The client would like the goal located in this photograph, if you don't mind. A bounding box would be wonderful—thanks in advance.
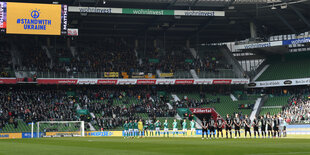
[33,121,85,138]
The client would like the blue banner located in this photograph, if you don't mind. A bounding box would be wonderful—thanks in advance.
[87,131,114,137]
[282,37,310,45]
[22,132,43,138]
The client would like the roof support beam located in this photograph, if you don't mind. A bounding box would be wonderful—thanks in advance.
[187,17,214,39]
[135,0,178,36]
[273,10,297,34]
[289,5,310,28]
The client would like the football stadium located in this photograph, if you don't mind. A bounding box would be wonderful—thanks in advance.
[1,0,310,154]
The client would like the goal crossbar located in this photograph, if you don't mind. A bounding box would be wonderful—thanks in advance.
[34,121,85,138]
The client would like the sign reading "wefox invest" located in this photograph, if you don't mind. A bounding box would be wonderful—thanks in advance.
[68,6,225,17]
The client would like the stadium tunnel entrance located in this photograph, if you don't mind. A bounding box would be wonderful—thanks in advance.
[189,108,222,122]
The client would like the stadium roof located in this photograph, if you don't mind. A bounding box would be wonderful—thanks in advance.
[6,0,310,43]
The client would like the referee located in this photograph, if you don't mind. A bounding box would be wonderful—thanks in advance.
[201,118,208,139]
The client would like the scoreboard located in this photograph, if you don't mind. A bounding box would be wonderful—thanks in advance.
[0,2,67,35]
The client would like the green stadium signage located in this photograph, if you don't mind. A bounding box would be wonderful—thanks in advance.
[68,6,225,17]
[122,8,174,16]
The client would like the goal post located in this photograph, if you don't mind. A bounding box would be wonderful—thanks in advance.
[34,121,84,138]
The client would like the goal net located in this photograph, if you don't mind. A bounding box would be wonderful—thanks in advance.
[34,121,85,138]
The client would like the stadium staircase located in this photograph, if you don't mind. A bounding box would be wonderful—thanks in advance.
[252,65,269,81]
[230,94,238,101]
[250,96,264,120]
[190,69,199,79]
[218,45,245,78]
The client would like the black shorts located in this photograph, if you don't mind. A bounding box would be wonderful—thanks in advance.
[235,126,240,130]
[254,126,259,131]
[226,126,232,130]
[261,126,266,131]
[284,126,286,130]
[209,126,215,132]
[202,128,208,134]
[245,127,250,131]
[267,125,272,131]
[273,126,278,131]
[217,127,222,132]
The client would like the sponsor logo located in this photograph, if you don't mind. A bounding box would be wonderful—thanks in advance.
[194,80,212,84]
[88,132,113,137]
[97,80,118,85]
[156,80,174,84]
[258,81,280,86]
[0,2,6,29]
[79,7,112,13]
[0,134,9,138]
[123,8,173,16]
[184,11,215,16]
[175,80,194,85]
[248,83,256,87]
[284,80,292,85]
[62,5,67,31]
[136,80,156,85]
[118,80,136,84]
[231,80,249,84]
[283,37,310,45]
[212,80,232,84]
[295,79,310,84]
[235,41,282,50]
[78,79,97,84]
[191,108,212,113]
[0,78,17,84]
[67,28,78,36]
[57,80,77,84]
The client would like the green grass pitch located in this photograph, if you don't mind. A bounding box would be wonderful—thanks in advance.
[1,136,310,155]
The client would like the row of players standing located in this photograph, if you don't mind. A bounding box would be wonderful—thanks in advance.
[201,113,287,139]
[122,113,287,139]
[123,119,196,138]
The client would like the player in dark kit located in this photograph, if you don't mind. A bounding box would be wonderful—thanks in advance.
[216,116,224,138]
[260,115,266,138]
[209,117,216,139]
[201,118,208,139]
[267,114,272,138]
[273,115,280,138]
[234,113,241,138]
[225,114,233,138]
[244,115,251,138]
[253,116,260,138]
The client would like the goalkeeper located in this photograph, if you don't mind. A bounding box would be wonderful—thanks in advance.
[138,119,144,137]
